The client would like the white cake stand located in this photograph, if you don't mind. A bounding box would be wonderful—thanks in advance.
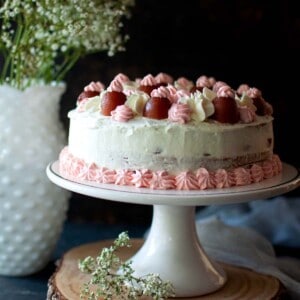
[46,161,300,298]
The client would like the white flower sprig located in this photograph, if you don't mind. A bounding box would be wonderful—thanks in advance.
[79,231,175,300]
[0,0,135,89]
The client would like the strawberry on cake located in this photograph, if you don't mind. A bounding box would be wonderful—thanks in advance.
[59,72,282,190]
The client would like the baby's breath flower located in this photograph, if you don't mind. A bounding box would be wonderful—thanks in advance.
[0,0,135,89]
[79,231,175,300]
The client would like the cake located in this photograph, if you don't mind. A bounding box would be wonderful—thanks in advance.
[59,72,282,190]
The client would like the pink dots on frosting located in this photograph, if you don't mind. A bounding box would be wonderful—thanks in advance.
[111,105,134,122]
[175,77,194,91]
[196,75,213,89]
[113,73,130,83]
[155,72,173,85]
[59,148,283,191]
[234,167,252,186]
[262,160,274,179]
[140,74,157,86]
[214,169,235,188]
[115,169,134,186]
[246,87,262,98]
[237,84,250,95]
[151,86,171,99]
[167,85,190,103]
[195,168,216,190]
[84,81,105,93]
[107,78,123,92]
[168,103,191,124]
[85,163,99,181]
[213,81,228,93]
[217,85,235,98]
[131,169,152,188]
[238,106,256,123]
[175,171,199,190]
[150,171,176,190]
[96,167,116,184]
[250,164,264,183]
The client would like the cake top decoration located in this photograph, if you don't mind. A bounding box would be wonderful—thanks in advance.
[76,72,273,124]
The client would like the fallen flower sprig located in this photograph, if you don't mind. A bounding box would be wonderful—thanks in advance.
[78,231,175,300]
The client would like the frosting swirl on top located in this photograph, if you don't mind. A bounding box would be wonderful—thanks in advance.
[238,106,256,123]
[174,77,194,91]
[107,78,123,92]
[246,87,262,98]
[111,105,134,122]
[237,84,250,95]
[76,73,275,124]
[181,91,214,122]
[84,81,105,92]
[151,86,171,99]
[155,72,173,84]
[140,74,157,86]
[168,103,191,124]
[213,81,228,93]
[217,85,235,98]
[113,73,130,83]
[196,75,213,89]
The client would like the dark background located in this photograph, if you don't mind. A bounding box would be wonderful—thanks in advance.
[60,0,299,225]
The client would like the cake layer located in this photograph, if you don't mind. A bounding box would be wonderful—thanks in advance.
[67,110,274,173]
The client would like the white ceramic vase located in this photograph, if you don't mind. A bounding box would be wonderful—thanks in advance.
[0,83,70,276]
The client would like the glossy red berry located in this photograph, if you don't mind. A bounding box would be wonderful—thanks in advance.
[143,97,171,120]
[212,97,240,124]
[101,91,126,116]
[252,97,265,115]
[77,90,99,102]
[139,85,157,96]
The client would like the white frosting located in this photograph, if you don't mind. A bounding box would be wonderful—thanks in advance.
[68,109,274,173]
[125,91,149,115]
[179,91,215,122]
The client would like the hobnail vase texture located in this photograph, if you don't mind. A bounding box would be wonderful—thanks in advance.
[0,83,70,276]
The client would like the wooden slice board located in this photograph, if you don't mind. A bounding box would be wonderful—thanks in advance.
[47,239,286,300]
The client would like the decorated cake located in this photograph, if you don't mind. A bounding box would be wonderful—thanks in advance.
[59,72,282,190]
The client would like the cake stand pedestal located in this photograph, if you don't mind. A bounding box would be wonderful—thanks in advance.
[46,161,300,298]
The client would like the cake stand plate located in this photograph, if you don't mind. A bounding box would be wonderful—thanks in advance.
[46,161,300,298]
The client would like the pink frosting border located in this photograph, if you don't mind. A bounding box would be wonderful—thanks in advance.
[59,147,282,190]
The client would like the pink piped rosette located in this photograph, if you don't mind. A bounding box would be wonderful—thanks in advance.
[196,75,213,90]
[140,74,157,86]
[155,72,174,85]
[150,171,176,190]
[111,105,134,122]
[59,147,283,191]
[150,86,171,99]
[131,169,153,188]
[213,81,228,93]
[107,78,123,92]
[175,172,199,190]
[84,81,105,93]
[217,85,235,98]
[168,103,191,124]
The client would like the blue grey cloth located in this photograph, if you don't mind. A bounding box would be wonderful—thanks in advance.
[196,196,300,247]
[195,196,300,299]
[195,217,300,299]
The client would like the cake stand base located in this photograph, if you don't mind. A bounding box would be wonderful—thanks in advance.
[47,239,285,300]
